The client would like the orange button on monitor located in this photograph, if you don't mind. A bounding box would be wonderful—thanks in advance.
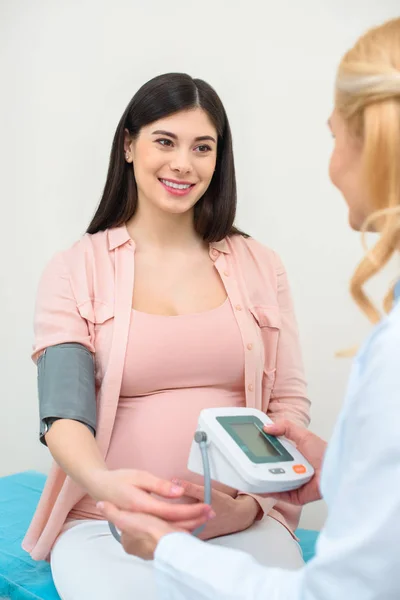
[293,464,306,474]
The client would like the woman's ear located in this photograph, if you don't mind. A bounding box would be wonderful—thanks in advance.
[124,129,133,162]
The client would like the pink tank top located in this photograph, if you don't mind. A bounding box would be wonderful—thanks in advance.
[69,298,245,520]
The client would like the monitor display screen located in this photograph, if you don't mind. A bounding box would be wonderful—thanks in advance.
[230,423,280,458]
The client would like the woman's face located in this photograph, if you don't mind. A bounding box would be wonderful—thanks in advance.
[125,108,218,216]
[328,109,370,231]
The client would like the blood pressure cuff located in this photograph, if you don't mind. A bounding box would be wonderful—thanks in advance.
[37,343,97,445]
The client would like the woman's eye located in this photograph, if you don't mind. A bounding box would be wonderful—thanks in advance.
[156,138,174,147]
[195,144,212,153]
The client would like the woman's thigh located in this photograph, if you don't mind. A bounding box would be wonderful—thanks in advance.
[209,515,304,569]
[51,520,157,600]
[51,516,303,599]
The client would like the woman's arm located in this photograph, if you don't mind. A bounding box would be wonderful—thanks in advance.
[44,418,108,499]
[34,253,212,524]
[34,253,105,496]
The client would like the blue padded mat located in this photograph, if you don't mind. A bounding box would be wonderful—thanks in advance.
[0,471,320,599]
[0,471,60,599]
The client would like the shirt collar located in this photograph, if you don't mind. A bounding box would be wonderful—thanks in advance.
[108,225,230,254]
[108,226,132,250]
[210,239,230,254]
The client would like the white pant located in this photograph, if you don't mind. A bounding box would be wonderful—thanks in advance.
[51,517,304,600]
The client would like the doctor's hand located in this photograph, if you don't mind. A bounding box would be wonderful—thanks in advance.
[172,479,260,540]
[262,420,327,506]
[97,502,198,561]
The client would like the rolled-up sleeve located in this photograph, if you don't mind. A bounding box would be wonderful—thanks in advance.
[33,252,94,362]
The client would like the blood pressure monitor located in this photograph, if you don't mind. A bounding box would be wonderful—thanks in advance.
[109,406,314,543]
[188,407,314,494]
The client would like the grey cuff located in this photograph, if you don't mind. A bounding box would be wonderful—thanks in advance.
[38,343,97,446]
[40,417,95,445]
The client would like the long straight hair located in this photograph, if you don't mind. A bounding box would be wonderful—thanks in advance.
[87,73,245,242]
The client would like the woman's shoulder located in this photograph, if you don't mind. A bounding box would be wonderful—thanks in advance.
[228,234,284,273]
[54,229,113,268]
[39,230,112,285]
[69,228,110,255]
[37,229,117,309]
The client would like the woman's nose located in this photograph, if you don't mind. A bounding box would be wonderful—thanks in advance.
[169,151,193,175]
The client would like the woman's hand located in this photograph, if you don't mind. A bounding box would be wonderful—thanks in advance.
[262,420,327,506]
[87,468,214,524]
[173,479,260,540]
[98,502,180,560]
[97,485,260,561]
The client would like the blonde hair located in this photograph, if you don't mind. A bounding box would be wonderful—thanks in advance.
[335,17,400,325]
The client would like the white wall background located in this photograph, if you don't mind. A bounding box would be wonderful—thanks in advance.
[1,0,399,530]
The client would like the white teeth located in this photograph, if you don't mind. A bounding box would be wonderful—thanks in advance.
[161,179,192,190]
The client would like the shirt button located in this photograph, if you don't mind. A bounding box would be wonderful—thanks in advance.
[248,383,254,392]
[235,304,242,311]
[247,343,253,350]
[224,270,229,277]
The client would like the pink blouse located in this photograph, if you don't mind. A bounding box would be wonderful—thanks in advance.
[23,226,310,560]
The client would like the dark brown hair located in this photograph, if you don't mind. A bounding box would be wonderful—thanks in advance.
[87,73,245,241]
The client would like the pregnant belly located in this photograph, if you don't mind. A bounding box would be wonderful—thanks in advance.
[68,387,246,521]
[105,387,245,500]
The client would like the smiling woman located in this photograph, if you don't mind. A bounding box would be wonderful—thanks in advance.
[124,109,218,213]
[87,73,241,242]
[22,72,310,600]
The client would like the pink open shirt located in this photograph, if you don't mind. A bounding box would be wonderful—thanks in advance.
[22,226,310,560]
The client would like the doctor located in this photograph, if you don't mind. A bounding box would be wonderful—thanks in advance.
[99,16,400,599]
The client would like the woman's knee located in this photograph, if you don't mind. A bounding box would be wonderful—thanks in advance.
[51,521,157,600]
